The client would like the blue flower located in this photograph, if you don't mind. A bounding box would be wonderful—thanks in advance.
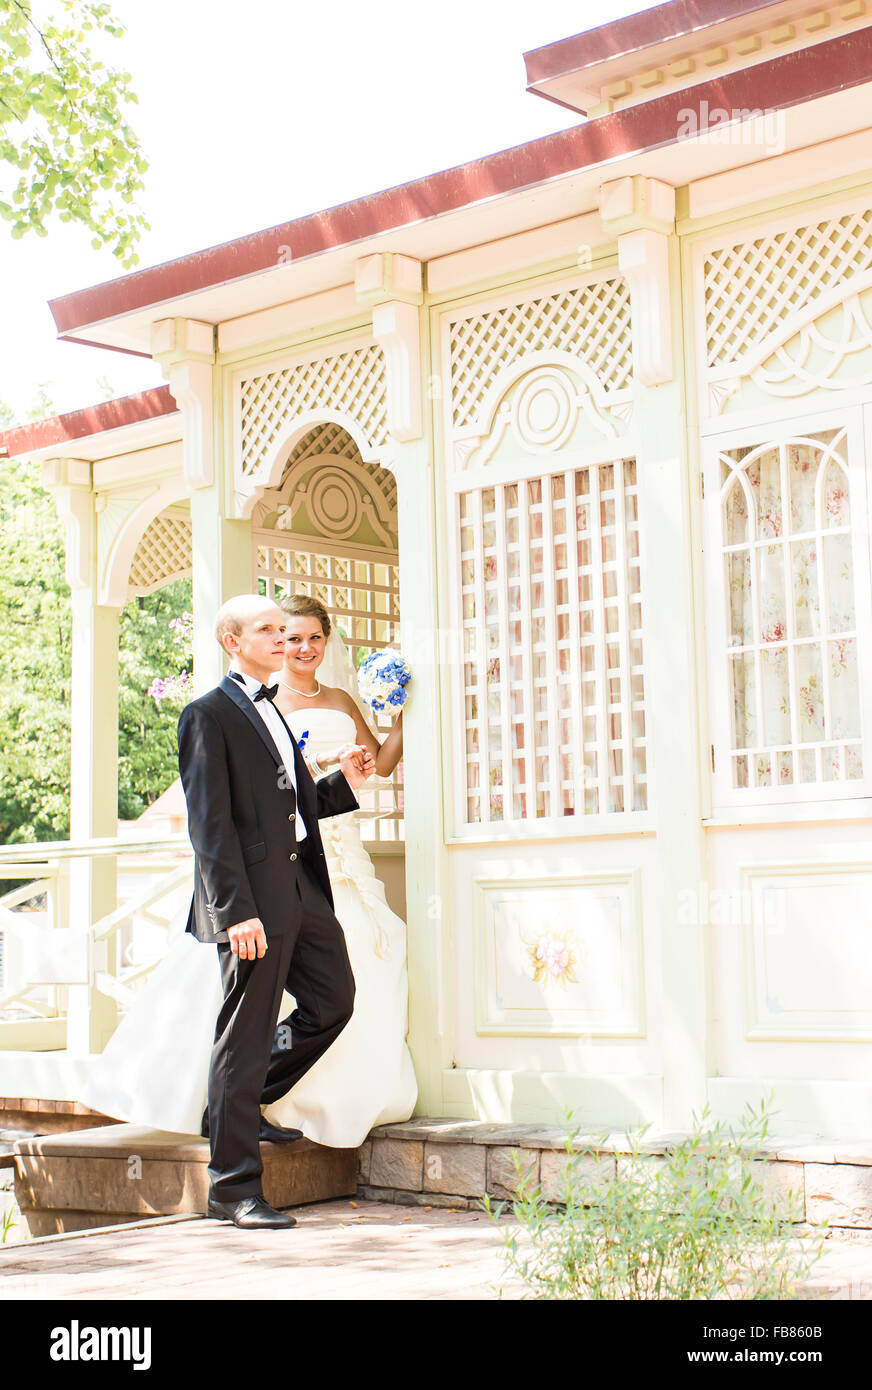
[297,730,309,752]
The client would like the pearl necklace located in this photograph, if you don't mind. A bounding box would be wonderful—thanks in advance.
[278,675,321,698]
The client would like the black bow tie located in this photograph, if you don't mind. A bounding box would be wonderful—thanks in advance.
[230,671,277,703]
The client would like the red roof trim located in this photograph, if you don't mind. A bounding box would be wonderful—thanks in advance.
[524,0,787,84]
[49,27,872,340]
[61,333,154,360]
[0,385,178,459]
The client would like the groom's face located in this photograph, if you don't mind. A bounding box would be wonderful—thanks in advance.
[223,602,287,676]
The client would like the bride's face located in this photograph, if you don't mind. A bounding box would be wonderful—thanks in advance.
[282,615,328,677]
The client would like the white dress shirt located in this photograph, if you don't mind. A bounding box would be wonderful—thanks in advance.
[229,666,307,841]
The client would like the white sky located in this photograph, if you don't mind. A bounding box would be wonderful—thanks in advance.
[0,0,654,422]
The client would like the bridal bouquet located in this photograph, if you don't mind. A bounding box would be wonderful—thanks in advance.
[357,648,411,714]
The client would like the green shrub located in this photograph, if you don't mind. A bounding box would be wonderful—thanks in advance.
[1,1202,17,1243]
[484,1104,824,1300]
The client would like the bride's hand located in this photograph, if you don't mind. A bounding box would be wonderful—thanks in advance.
[319,746,347,769]
[337,743,376,788]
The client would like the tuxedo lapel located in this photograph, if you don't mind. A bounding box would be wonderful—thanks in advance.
[217,675,283,770]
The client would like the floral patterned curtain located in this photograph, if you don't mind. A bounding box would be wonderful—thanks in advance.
[721,428,862,791]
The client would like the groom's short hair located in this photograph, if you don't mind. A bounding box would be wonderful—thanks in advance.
[214,594,282,646]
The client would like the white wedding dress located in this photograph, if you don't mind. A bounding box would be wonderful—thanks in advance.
[80,707,417,1148]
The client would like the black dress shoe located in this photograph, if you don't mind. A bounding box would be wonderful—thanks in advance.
[258,1117,304,1144]
[207,1195,297,1229]
[199,1111,303,1144]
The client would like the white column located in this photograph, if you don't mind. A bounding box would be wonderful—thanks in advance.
[152,317,250,692]
[188,488,252,692]
[354,252,446,1113]
[390,436,447,1116]
[42,459,120,1053]
[601,176,711,1128]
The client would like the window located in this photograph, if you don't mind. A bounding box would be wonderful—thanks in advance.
[456,458,648,826]
[706,420,872,803]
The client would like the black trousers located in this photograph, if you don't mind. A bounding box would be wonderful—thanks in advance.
[206,857,356,1201]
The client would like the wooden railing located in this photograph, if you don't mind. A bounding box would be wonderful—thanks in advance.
[0,836,192,1053]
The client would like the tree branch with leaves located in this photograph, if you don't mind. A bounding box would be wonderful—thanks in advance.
[0,0,147,265]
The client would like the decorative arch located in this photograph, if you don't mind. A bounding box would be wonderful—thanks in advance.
[99,476,190,606]
[699,197,872,416]
[128,503,192,598]
[251,421,397,551]
[445,272,634,438]
[231,336,389,518]
[453,356,634,474]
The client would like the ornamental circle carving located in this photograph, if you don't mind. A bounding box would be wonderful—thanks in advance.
[511,368,576,451]
[307,468,362,538]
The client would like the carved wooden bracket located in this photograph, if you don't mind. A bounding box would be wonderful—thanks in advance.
[152,318,216,489]
[356,254,423,442]
[41,458,92,590]
[600,177,676,387]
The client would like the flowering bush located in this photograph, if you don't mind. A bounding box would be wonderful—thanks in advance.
[147,671,194,705]
[147,610,193,706]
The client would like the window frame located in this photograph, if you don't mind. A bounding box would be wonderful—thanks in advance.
[702,402,872,810]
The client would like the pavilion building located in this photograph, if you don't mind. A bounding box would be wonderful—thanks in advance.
[3,0,872,1142]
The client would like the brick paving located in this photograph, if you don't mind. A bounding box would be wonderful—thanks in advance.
[0,1199,524,1301]
[3,1196,872,1301]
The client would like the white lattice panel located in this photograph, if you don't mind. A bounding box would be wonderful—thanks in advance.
[128,505,192,597]
[703,205,872,375]
[288,421,365,465]
[455,459,647,824]
[238,342,388,483]
[447,276,633,433]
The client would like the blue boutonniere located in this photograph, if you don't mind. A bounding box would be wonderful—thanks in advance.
[297,730,309,753]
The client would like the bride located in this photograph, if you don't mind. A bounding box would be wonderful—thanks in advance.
[80,593,417,1148]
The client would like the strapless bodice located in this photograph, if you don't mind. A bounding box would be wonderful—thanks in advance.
[283,705,392,957]
[283,706,358,765]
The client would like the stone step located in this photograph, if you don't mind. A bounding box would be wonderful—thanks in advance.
[360,1118,872,1230]
[12,1124,358,1237]
[0,1096,113,1135]
[12,1111,872,1238]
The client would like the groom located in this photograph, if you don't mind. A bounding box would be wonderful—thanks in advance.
[177,593,374,1230]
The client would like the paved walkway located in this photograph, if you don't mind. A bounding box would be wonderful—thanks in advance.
[0,1199,524,1301]
[4,1198,872,1300]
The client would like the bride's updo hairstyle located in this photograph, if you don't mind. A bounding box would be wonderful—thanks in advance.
[280,592,332,639]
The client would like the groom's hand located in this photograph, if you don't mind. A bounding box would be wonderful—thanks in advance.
[337,743,375,788]
[227,918,268,960]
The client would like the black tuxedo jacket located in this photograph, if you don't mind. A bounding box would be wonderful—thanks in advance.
[177,675,358,944]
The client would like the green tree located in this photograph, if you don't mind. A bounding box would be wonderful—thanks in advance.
[118,581,191,820]
[0,0,147,265]
[0,450,72,843]
[0,395,192,841]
